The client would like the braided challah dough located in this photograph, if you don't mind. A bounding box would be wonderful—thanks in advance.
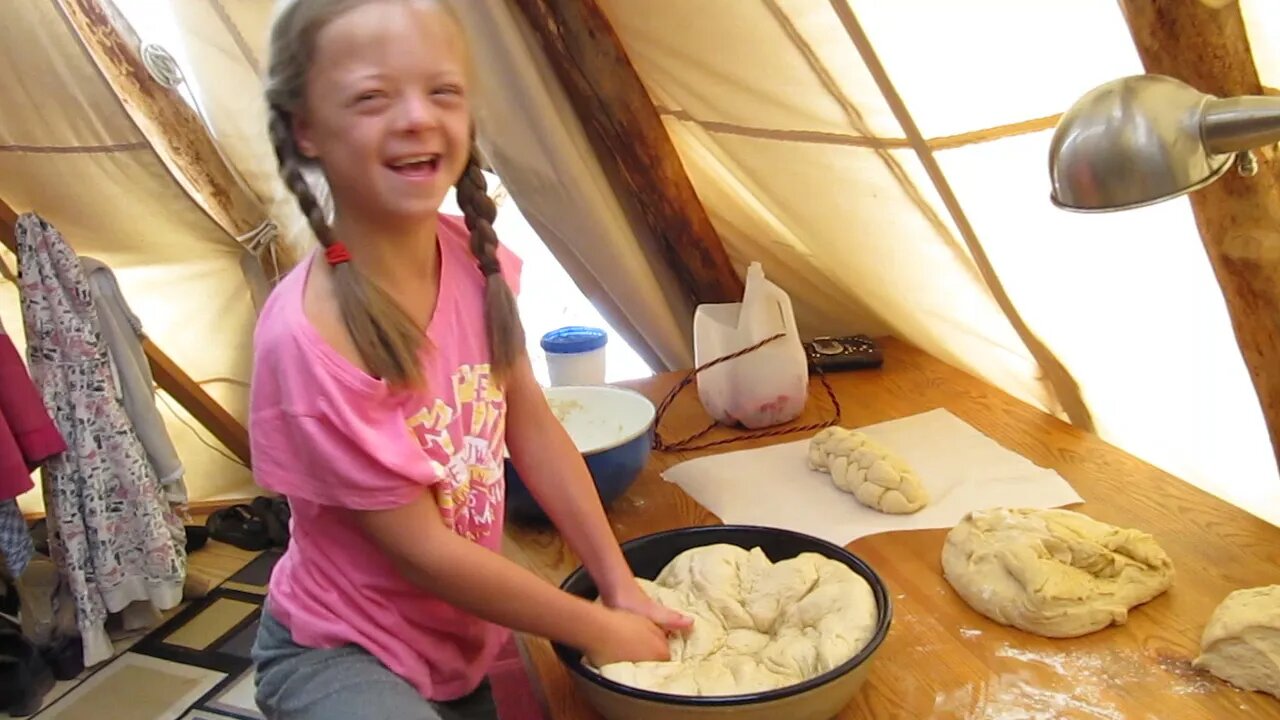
[807,427,929,514]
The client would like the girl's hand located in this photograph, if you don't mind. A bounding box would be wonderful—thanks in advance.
[585,607,671,667]
[602,579,695,634]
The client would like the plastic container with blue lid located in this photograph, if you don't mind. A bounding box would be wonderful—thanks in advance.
[541,326,608,386]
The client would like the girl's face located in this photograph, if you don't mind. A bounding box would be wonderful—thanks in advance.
[293,0,472,226]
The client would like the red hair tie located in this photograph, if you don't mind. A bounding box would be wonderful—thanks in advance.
[325,242,352,266]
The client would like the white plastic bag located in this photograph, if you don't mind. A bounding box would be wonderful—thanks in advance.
[693,262,809,429]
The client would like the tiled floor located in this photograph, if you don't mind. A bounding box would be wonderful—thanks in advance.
[6,534,257,719]
[13,531,547,720]
[35,653,226,720]
[14,633,145,718]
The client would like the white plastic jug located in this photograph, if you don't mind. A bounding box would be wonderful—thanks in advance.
[693,262,808,429]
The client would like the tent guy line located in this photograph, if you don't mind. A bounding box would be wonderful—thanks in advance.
[656,107,1064,152]
[0,141,151,155]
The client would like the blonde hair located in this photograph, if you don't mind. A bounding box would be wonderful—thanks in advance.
[265,0,526,389]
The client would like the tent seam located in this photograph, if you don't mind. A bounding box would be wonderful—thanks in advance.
[205,0,260,75]
[827,0,1095,432]
[654,108,1062,152]
[0,141,150,155]
[760,0,992,325]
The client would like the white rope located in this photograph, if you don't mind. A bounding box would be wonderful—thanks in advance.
[236,219,279,256]
[238,218,283,285]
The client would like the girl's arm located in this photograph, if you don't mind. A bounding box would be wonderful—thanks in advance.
[354,492,670,665]
[503,355,692,631]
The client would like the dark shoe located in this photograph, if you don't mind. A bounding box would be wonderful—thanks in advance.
[41,634,83,681]
[184,525,209,554]
[270,497,291,543]
[251,497,290,548]
[206,505,272,551]
[0,579,17,617]
[0,622,55,716]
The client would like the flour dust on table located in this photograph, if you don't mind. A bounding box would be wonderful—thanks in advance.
[807,426,929,514]
[1194,584,1280,698]
[591,544,878,696]
[942,507,1175,637]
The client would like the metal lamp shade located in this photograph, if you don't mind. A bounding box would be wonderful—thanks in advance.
[1049,75,1236,212]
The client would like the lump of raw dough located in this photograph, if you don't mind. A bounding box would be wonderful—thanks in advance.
[807,426,929,514]
[1193,585,1280,697]
[941,507,1174,638]
[592,543,879,696]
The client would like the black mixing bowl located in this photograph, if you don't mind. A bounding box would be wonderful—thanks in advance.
[553,525,894,720]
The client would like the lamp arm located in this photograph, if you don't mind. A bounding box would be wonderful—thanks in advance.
[1202,96,1280,155]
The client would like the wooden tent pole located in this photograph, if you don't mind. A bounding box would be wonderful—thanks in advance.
[509,0,745,305]
[58,0,285,281]
[1119,0,1280,473]
[0,200,15,244]
[0,198,251,467]
[139,337,251,466]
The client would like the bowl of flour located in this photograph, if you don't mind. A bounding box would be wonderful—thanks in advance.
[552,525,893,720]
[505,385,655,523]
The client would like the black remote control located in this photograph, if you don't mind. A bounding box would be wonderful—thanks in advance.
[803,335,883,371]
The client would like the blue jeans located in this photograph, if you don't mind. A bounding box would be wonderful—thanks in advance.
[252,605,497,720]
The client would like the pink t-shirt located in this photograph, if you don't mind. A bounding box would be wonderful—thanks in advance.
[248,214,521,701]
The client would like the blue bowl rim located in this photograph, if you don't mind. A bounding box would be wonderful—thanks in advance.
[544,385,656,456]
[551,524,894,706]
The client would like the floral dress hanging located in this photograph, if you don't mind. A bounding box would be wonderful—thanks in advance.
[15,213,186,667]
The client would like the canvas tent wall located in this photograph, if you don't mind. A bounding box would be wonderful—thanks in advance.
[0,0,262,515]
[2,0,1279,527]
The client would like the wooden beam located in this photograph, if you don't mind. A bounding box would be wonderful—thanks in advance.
[56,0,285,280]
[1119,0,1280,472]
[141,337,251,465]
[0,198,15,239]
[0,201,14,284]
[0,198,251,467]
[0,200,20,259]
[509,0,745,304]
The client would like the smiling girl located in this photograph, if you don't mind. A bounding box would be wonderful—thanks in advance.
[247,1,689,718]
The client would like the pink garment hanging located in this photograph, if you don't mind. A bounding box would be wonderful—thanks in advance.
[0,327,65,500]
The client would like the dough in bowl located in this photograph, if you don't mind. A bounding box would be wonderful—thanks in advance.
[807,427,929,514]
[941,507,1174,637]
[593,543,879,696]
[1194,585,1280,697]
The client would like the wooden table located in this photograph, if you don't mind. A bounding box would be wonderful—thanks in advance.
[503,336,1280,718]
